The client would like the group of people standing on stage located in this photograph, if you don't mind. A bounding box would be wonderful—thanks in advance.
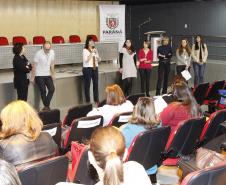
[118,35,208,98]
[12,35,208,108]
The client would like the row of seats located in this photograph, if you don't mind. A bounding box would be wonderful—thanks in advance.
[0,34,98,46]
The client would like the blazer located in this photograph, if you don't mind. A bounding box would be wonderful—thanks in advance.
[13,54,32,88]
[0,132,58,166]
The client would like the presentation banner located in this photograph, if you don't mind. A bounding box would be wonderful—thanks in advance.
[99,5,125,50]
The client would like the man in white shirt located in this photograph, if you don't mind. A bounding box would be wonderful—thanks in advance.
[31,41,55,111]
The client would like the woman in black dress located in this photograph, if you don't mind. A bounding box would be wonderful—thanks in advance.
[13,43,32,101]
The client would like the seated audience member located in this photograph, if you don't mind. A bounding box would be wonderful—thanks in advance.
[88,126,152,185]
[160,82,201,132]
[0,159,22,185]
[120,97,160,175]
[0,100,58,166]
[87,84,133,126]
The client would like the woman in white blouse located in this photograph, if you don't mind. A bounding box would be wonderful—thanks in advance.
[87,84,133,126]
[176,38,192,75]
[82,36,101,104]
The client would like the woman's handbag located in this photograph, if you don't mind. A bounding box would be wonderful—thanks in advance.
[196,147,226,169]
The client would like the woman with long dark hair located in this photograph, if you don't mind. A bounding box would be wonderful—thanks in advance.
[119,39,137,97]
[191,35,208,86]
[176,38,191,75]
[137,40,153,97]
[160,81,201,132]
[13,43,32,101]
[82,36,101,103]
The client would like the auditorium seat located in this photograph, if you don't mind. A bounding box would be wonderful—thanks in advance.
[63,115,103,151]
[127,93,145,105]
[126,126,171,173]
[87,34,98,42]
[108,111,132,127]
[203,80,225,113]
[33,36,46,45]
[18,155,68,185]
[38,109,60,125]
[193,82,209,105]
[62,103,93,127]
[52,36,65,44]
[162,117,205,166]
[180,160,226,185]
[43,122,62,148]
[71,149,96,184]
[0,36,9,46]
[199,109,226,146]
[69,35,81,43]
[12,36,27,45]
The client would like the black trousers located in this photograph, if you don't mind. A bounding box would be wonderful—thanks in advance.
[82,67,99,103]
[139,68,151,96]
[176,65,188,75]
[35,76,55,107]
[123,78,133,97]
[16,79,29,101]
[156,61,170,95]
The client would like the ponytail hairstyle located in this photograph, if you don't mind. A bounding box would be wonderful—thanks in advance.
[172,82,202,117]
[90,126,125,185]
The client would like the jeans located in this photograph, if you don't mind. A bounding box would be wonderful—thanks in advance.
[82,67,99,103]
[156,60,170,95]
[139,68,151,96]
[35,76,55,107]
[193,62,206,86]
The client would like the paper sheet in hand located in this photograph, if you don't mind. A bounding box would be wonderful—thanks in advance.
[154,96,168,114]
[181,70,191,81]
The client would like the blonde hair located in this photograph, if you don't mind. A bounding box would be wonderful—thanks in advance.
[130,97,160,128]
[0,100,43,141]
[106,84,126,106]
[90,126,125,185]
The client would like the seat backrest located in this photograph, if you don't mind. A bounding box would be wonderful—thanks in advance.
[18,155,68,185]
[33,36,46,45]
[127,93,145,105]
[193,82,210,105]
[42,123,61,148]
[69,35,81,43]
[0,36,9,45]
[38,109,60,125]
[98,99,106,107]
[13,36,27,45]
[52,36,65,44]
[73,149,97,185]
[87,34,98,42]
[200,109,226,144]
[180,161,226,185]
[165,117,205,157]
[64,115,103,149]
[108,111,132,127]
[63,104,92,126]
[205,80,225,101]
[127,126,171,169]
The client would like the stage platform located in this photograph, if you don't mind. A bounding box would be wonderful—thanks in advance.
[0,61,176,117]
